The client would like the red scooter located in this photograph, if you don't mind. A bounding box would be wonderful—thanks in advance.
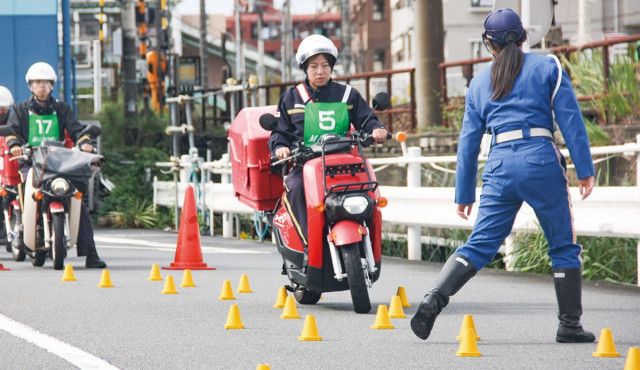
[0,126,25,261]
[259,93,391,313]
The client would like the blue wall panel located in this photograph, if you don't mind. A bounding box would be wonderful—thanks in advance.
[0,0,59,103]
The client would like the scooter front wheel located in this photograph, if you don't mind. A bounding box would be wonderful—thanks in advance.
[10,211,26,262]
[294,288,322,305]
[51,213,66,270]
[342,243,371,314]
[32,251,46,267]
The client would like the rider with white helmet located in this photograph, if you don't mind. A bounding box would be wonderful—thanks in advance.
[6,62,107,268]
[268,34,388,248]
[0,86,14,125]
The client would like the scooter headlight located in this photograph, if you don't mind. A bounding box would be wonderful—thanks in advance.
[342,196,369,215]
[51,178,70,195]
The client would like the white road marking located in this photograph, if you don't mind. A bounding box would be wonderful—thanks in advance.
[0,313,119,370]
[94,236,269,254]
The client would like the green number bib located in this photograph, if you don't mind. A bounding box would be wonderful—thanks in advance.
[28,111,59,146]
[303,102,350,146]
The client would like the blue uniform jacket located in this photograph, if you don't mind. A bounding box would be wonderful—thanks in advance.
[268,79,384,153]
[455,53,595,205]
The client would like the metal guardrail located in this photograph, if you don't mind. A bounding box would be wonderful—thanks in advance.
[153,135,640,286]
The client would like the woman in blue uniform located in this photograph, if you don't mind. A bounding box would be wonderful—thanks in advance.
[410,8,595,343]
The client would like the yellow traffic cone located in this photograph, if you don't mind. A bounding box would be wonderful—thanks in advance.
[256,365,271,370]
[237,274,253,293]
[388,295,406,319]
[396,286,411,308]
[97,269,114,288]
[161,275,178,294]
[371,305,394,329]
[224,304,245,329]
[593,328,621,357]
[180,269,195,288]
[219,280,236,300]
[456,327,482,357]
[61,264,77,282]
[280,296,301,319]
[273,287,288,308]
[148,263,162,281]
[456,314,480,341]
[624,347,640,370]
[298,314,322,341]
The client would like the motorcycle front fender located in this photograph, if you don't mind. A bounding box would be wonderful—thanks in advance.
[330,219,365,247]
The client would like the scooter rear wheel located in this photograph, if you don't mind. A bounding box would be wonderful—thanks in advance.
[342,243,371,314]
[294,288,322,305]
[32,251,46,267]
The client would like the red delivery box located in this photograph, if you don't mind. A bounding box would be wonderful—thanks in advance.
[228,106,284,211]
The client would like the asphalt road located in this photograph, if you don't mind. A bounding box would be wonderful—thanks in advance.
[0,229,638,369]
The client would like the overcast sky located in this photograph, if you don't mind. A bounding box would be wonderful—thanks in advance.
[175,0,323,16]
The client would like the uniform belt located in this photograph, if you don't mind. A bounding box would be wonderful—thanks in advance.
[495,128,553,144]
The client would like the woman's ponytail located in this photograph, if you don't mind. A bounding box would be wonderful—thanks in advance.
[490,41,524,100]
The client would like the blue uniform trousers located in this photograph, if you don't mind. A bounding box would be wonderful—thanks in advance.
[456,137,582,270]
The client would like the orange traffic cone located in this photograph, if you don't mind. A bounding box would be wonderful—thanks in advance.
[219,280,236,300]
[298,315,322,341]
[180,269,195,287]
[280,296,301,319]
[97,269,114,288]
[224,304,245,329]
[61,264,77,282]
[396,286,411,308]
[237,274,253,293]
[0,263,9,271]
[148,263,162,281]
[388,295,406,319]
[371,305,394,329]
[163,185,215,270]
[592,328,621,357]
[273,287,288,308]
[456,327,481,357]
[624,347,640,370]
[456,314,480,341]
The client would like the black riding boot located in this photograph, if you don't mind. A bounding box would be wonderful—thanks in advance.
[553,269,595,343]
[410,254,477,340]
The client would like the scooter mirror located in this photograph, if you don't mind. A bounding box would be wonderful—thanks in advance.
[259,113,278,131]
[372,92,391,111]
[80,124,101,137]
[0,125,14,137]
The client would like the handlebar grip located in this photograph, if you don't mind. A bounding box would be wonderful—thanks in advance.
[386,132,392,140]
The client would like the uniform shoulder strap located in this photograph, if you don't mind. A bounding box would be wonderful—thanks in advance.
[341,84,352,103]
[547,54,562,106]
[547,54,563,134]
[295,83,312,104]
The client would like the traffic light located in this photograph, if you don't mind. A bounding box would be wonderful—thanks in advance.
[146,51,167,112]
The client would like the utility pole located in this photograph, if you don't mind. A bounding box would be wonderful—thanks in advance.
[155,0,164,110]
[122,0,138,118]
[415,0,443,130]
[257,12,266,104]
[280,0,291,82]
[340,0,351,74]
[234,2,243,81]
[199,0,208,89]
[578,0,592,44]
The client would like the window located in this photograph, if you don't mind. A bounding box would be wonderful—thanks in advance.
[374,49,385,71]
[373,0,384,21]
[470,0,492,7]
[470,39,489,59]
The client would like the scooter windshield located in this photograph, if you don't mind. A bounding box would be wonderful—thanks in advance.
[32,142,103,188]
